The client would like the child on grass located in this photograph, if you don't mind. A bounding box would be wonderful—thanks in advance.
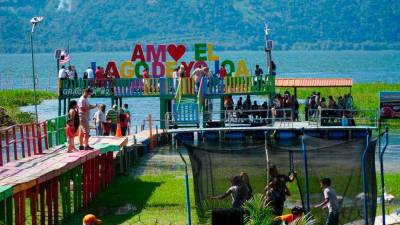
[66,119,76,152]
[274,206,303,224]
[210,176,249,208]
[315,178,339,225]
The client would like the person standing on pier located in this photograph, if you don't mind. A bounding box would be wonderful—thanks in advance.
[68,100,79,137]
[123,104,131,134]
[93,104,105,136]
[219,65,227,80]
[78,88,97,150]
[86,66,94,79]
[107,105,119,136]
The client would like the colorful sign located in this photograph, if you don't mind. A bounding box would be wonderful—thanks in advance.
[102,43,250,78]
[380,91,400,119]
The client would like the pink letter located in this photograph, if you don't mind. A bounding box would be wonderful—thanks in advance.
[146,44,166,62]
[152,61,165,78]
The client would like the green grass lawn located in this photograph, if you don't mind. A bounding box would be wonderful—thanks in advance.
[0,89,56,124]
[60,174,201,225]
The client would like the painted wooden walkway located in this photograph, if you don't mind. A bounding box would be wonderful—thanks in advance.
[0,134,128,225]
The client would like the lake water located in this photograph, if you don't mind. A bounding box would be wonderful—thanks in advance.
[2,50,400,170]
[1,51,400,91]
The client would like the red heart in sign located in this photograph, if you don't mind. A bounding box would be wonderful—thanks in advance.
[167,44,186,61]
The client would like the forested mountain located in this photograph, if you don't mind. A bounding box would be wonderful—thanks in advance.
[1,0,399,53]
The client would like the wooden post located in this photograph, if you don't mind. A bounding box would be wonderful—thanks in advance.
[6,196,12,225]
[30,187,38,225]
[21,191,26,225]
[39,185,45,225]
[13,193,20,225]
[149,114,153,150]
[12,127,17,160]
[5,130,10,163]
[32,123,37,155]
[53,179,59,225]
[20,125,25,158]
[0,131,3,166]
[46,182,53,225]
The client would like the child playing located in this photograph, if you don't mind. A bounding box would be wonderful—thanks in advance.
[315,178,339,225]
[274,206,303,224]
[210,176,249,208]
[66,119,76,152]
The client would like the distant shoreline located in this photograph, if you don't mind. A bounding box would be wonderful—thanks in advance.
[2,49,400,55]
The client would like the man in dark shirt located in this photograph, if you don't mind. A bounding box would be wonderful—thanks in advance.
[255,65,264,76]
[267,165,296,221]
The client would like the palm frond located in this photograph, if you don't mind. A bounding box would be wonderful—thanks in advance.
[291,213,317,225]
[243,193,274,225]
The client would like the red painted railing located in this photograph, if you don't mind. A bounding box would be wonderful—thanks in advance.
[0,121,48,166]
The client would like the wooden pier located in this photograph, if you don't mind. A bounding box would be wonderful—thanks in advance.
[0,117,157,225]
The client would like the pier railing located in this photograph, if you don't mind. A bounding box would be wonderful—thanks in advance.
[307,109,378,128]
[165,107,378,129]
[0,115,67,166]
[57,75,275,98]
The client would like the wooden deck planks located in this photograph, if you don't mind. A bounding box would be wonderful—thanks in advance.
[0,146,99,194]
[0,136,128,195]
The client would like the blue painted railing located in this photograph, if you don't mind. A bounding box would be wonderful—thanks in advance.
[172,103,199,124]
[379,127,389,225]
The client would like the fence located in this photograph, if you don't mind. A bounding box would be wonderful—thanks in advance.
[0,115,67,166]
[0,71,57,91]
[165,107,378,129]
[307,108,378,127]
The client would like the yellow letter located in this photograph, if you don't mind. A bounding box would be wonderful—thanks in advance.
[120,61,134,78]
[165,61,177,78]
[236,60,249,76]
[207,43,219,61]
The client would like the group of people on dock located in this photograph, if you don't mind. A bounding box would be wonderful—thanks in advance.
[66,87,131,152]
[305,92,354,125]
[58,64,115,80]
[220,89,355,126]
[222,92,299,124]
[210,165,339,225]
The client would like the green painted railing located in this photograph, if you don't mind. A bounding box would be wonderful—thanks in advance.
[46,115,67,148]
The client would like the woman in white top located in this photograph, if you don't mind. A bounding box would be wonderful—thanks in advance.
[93,104,106,136]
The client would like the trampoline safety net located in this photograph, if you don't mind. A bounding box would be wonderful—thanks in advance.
[178,134,377,225]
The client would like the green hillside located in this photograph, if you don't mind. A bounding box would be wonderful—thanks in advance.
[1,0,399,53]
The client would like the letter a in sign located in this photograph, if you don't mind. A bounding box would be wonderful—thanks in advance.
[131,44,145,62]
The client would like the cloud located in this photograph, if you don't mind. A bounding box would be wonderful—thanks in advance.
[57,0,72,12]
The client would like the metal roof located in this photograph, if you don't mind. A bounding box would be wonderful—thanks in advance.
[275,78,353,88]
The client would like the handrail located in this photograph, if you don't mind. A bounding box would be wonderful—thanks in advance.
[165,107,378,129]
[58,75,275,98]
[0,115,67,166]
[197,77,206,115]
[361,129,370,225]
[174,78,183,106]
[379,126,389,225]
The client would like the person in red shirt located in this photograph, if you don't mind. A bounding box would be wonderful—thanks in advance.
[66,119,76,152]
[142,68,149,79]
[95,66,102,80]
[219,65,227,79]
[103,117,112,136]
[119,112,129,136]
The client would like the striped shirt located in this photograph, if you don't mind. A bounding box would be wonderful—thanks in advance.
[106,109,118,124]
